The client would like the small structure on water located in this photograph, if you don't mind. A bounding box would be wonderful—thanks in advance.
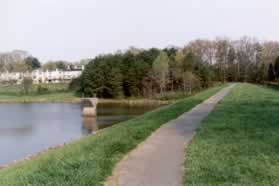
[81,98,98,117]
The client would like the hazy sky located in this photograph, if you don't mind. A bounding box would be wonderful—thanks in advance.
[1,0,279,62]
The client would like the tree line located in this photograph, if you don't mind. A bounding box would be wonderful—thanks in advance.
[74,37,279,98]
[0,50,41,72]
[74,47,214,98]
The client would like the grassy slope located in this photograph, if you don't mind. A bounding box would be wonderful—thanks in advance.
[0,85,226,186]
[184,83,279,186]
[0,84,79,102]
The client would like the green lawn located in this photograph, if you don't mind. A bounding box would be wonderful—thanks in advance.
[0,83,79,102]
[0,85,226,186]
[184,83,279,185]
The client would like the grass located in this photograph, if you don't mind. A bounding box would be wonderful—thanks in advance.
[0,84,226,186]
[184,83,279,185]
[0,83,79,102]
[153,82,224,101]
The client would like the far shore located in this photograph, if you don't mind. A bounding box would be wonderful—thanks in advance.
[0,97,171,105]
[0,83,204,105]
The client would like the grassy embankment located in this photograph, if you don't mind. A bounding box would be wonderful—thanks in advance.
[184,83,279,185]
[0,84,226,186]
[0,83,79,103]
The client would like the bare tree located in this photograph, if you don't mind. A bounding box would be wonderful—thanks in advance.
[262,41,279,66]
[188,39,217,65]
[234,37,259,82]
[215,38,230,82]
[0,50,29,72]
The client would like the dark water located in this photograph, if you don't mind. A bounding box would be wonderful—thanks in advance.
[0,103,157,165]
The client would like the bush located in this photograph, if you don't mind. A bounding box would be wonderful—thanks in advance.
[69,77,81,91]
[37,85,49,94]
[154,91,190,101]
[22,77,33,95]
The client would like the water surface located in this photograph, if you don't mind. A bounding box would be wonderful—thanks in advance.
[0,103,157,165]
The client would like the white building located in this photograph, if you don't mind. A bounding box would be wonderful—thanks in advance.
[0,66,84,84]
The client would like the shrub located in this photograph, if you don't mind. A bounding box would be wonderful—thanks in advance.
[37,85,49,94]
[22,77,33,95]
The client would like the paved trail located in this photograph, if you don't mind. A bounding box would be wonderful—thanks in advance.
[105,85,235,186]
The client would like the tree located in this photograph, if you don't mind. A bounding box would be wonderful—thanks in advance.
[142,70,156,98]
[69,77,82,92]
[77,48,159,98]
[215,39,230,82]
[182,71,197,95]
[188,39,216,65]
[0,50,29,72]
[255,63,266,83]
[56,61,67,70]
[246,43,264,83]
[107,67,123,97]
[42,61,67,71]
[152,51,170,93]
[198,63,214,87]
[268,63,275,81]
[234,37,260,82]
[24,57,41,71]
[75,36,279,99]
[164,47,178,92]
[227,46,236,81]
[175,50,196,91]
[79,55,123,98]
[14,61,28,72]
[274,56,279,82]
[22,77,33,95]
[42,61,57,71]
[262,42,279,66]
[168,57,178,91]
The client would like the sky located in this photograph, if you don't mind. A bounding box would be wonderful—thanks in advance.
[1,0,279,62]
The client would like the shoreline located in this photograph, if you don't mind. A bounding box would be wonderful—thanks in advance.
[0,143,67,170]
[0,98,171,105]
[0,131,100,170]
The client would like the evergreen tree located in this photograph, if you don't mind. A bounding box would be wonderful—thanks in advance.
[268,63,275,81]
[24,57,41,71]
[255,63,266,83]
[274,56,279,80]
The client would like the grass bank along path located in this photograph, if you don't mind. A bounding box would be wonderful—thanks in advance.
[184,83,279,185]
[0,84,226,186]
[106,84,235,186]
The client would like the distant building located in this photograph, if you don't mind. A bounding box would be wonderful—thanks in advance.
[0,65,84,84]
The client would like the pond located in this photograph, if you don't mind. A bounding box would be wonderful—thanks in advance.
[0,103,158,166]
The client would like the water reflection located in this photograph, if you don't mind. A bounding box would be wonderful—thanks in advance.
[0,126,33,137]
[82,117,98,134]
[0,103,158,165]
